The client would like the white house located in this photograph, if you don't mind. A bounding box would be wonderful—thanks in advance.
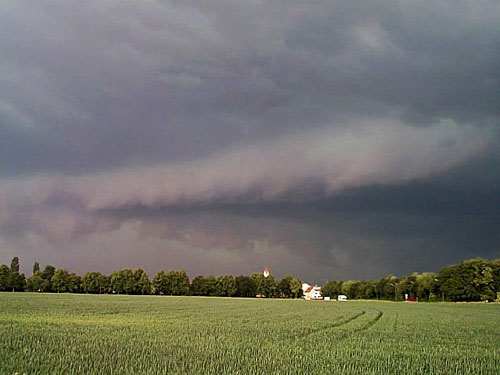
[302,282,323,300]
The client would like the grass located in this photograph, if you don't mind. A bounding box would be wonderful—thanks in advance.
[0,293,499,374]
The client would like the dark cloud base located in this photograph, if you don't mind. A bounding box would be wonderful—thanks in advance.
[1,1,500,282]
[4,179,496,284]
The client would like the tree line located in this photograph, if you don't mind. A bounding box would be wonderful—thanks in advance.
[321,258,500,302]
[0,257,499,301]
[0,257,302,298]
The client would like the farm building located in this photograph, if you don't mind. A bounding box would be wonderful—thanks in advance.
[302,283,323,300]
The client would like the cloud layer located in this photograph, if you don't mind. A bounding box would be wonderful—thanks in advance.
[1,1,499,281]
[1,118,494,210]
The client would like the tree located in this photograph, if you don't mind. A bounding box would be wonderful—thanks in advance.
[358,280,377,299]
[491,259,500,297]
[277,275,293,298]
[41,265,56,292]
[68,273,82,293]
[250,273,265,296]
[51,269,70,293]
[10,257,20,274]
[26,271,44,292]
[98,274,111,294]
[176,270,190,295]
[153,270,169,295]
[7,257,25,292]
[366,281,378,299]
[190,275,218,296]
[33,261,40,274]
[341,280,359,299]
[215,275,237,297]
[111,269,135,294]
[0,265,11,291]
[290,277,303,298]
[396,275,417,300]
[235,275,255,297]
[133,268,151,295]
[415,272,437,301]
[8,272,26,292]
[164,271,177,295]
[321,280,343,298]
[250,273,276,297]
[264,275,277,297]
[42,265,55,280]
[164,270,190,295]
[191,275,207,296]
[376,276,398,300]
[82,272,102,293]
[203,275,217,296]
[471,259,495,301]
[438,258,496,301]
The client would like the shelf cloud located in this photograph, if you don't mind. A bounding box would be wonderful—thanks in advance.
[1,1,499,281]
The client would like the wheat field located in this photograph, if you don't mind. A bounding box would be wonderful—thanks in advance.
[0,293,498,374]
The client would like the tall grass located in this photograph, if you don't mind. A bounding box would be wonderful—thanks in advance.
[0,294,498,374]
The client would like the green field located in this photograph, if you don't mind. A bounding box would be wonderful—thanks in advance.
[0,294,499,374]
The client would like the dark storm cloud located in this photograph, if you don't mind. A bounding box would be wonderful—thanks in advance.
[1,0,499,175]
[1,1,499,280]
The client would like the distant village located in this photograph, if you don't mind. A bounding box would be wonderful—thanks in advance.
[1,257,499,302]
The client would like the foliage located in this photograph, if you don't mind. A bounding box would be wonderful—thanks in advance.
[41,265,56,292]
[10,257,20,273]
[111,269,135,294]
[215,275,237,297]
[133,268,151,295]
[190,275,218,296]
[0,257,26,292]
[152,270,190,295]
[0,265,11,292]
[321,280,343,298]
[170,270,190,295]
[289,276,303,298]
[438,258,496,301]
[2,256,499,302]
[250,273,276,297]
[234,275,255,297]
[26,271,45,292]
[51,269,81,293]
[82,272,110,294]
[320,258,500,302]
[152,270,168,295]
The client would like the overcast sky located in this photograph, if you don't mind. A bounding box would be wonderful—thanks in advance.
[1,1,499,283]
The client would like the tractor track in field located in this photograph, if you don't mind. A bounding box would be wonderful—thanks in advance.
[353,310,383,332]
[292,311,366,339]
[293,309,383,340]
[392,312,399,332]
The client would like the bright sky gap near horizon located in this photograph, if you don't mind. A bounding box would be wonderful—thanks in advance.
[1,1,499,284]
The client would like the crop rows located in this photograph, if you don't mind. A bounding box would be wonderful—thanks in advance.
[0,293,499,374]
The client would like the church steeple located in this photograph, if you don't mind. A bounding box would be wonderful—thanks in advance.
[263,267,270,278]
